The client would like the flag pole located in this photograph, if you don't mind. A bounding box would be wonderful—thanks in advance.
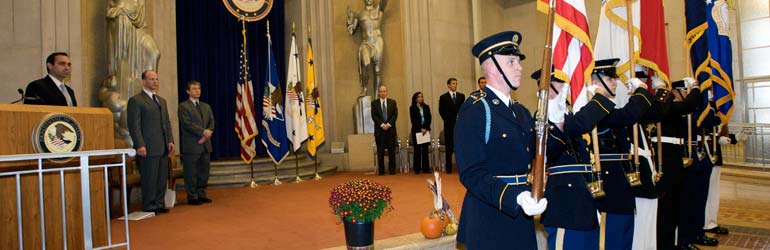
[624,0,642,187]
[531,0,557,201]
[293,150,303,183]
[248,162,258,188]
[239,15,258,189]
[272,162,282,185]
[313,156,322,180]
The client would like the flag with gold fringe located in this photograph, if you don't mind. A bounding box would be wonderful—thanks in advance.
[537,0,594,112]
[260,28,289,165]
[305,36,325,158]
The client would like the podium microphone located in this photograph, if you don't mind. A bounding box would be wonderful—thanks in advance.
[11,88,24,104]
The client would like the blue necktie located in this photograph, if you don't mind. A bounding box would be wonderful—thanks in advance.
[382,100,387,121]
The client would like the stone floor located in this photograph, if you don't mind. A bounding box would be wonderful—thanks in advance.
[700,168,770,250]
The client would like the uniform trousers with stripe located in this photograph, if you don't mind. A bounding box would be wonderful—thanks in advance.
[546,227,599,250]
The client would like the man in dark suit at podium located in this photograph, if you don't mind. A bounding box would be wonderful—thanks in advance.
[438,77,464,173]
[128,70,175,214]
[371,85,398,175]
[24,52,77,106]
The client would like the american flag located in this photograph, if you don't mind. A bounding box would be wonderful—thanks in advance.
[538,0,594,112]
[235,44,259,163]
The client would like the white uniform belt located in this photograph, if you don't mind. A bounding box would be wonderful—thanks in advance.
[651,136,684,145]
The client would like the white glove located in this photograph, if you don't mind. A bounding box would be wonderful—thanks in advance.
[736,132,749,142]
[547,84,569,123]
[718,136,731,145]
[683,77,698,89]
[516,191,548,216]
[586,85,600,95]
[651,76,667,90]
[627,78,646,90]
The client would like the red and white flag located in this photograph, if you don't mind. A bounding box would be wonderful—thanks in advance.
[538,0,594,112]
[235,44,259,163]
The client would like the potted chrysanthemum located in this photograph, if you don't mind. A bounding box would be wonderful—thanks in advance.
[329,179,393,249]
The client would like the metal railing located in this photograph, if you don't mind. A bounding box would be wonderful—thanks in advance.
[721,123,770,168]
[0,149,135,250]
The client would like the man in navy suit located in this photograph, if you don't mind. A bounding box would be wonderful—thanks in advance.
[438,77,464,173]
[455,31,547,250]
[371,85,398,175]
[24,52,77,106]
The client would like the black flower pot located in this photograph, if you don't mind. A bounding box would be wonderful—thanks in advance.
[343,219,374,249]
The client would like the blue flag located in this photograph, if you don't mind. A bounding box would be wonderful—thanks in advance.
[685,0,714,126]
[260,32,290,164]
[706,0,734,123]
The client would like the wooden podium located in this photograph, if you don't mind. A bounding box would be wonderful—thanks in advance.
[0,104,115,249]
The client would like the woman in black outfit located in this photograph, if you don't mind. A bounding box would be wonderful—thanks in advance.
[410,91,432,174]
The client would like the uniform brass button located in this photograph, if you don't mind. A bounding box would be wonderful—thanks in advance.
[527,147,530,152]
[605,171,609,174]
[502,133,507,138]
[568,183,572,187]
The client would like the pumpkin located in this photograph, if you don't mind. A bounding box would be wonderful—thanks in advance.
[420,210,445,239]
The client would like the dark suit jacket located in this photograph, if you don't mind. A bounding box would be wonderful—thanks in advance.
[179,99,215,154]
[24,75,77,106]
[371,98,398,139]
[438,92,464,129]
[409,104,431,145]
[127,92,174,157]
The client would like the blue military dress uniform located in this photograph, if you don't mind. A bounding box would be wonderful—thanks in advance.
[455,87,537,250]
[541,94,615,250]
[595,86,654,250]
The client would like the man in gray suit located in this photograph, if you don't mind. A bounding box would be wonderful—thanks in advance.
[127,70,175,214]
[178,80,214,205]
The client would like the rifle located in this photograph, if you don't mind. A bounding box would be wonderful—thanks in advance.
[531,0,557,201]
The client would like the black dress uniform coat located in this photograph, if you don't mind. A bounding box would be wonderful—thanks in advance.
[541,94,615,230]
[678,101,722,246]
[630,89,668,198]
[654,88,700,249]
[595,88,654,215]
[455,88,537,250]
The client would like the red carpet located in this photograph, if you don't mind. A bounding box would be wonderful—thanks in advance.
[110,171,466,249]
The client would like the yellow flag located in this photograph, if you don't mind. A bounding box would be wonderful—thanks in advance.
[305,38,325,157]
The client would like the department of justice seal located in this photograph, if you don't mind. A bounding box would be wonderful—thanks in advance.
[32,113,83,155]
[223,0,273,22]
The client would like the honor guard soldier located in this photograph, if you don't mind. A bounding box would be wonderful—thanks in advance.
[652,78,701,250]
[678,90,722,249]
[703,123,733,236]
[455,31,547,250]
[628,75,668,250]
[591,58,654,250]
[533,68,615,250]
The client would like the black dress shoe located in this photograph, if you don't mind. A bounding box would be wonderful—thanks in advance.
[694,235,719,246]
[199,197,212,203]
[705,226,729,235]
[188,199,202,205]
[377,172,385,176]
[389,171,396,175]
[676,244,701,250]
[154,208,169,214]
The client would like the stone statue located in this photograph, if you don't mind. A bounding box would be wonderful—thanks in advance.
[99,0,160,148]
[347,0,388,97]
